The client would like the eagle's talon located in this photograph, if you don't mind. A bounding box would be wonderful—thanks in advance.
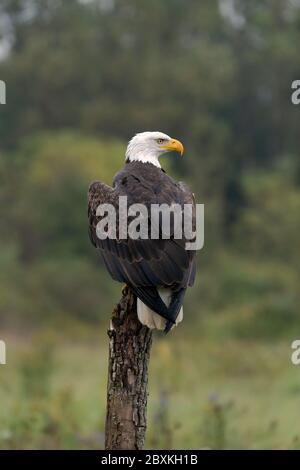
[122,284,128,296]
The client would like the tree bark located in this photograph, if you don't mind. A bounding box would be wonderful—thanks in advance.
[105,286,153,450]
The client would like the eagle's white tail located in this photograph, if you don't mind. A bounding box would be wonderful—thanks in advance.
[137,288,183,330]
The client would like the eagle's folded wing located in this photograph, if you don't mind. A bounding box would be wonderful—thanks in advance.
[87,176,196,289]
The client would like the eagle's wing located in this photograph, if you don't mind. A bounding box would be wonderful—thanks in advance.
[177,181,197,287]
[88,171,196,319]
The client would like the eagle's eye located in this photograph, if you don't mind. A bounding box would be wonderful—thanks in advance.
[157,138,165,144]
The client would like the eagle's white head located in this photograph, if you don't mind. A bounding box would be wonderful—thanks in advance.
[125,131,184,168]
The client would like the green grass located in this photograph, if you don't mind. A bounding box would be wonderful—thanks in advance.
[1,319,300,450]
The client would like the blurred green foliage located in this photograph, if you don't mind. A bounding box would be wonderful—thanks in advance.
[0,0,300,449]
[1,332,300,450]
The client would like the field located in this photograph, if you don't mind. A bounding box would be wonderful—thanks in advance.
[1,313,299,450]
[1,0,300,450]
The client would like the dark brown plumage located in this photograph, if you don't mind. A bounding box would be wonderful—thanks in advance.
[88,161,196,331]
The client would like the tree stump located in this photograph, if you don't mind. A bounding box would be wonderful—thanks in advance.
[105,286,153,450]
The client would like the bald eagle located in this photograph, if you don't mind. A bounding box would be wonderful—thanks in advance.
[88,131,196,333]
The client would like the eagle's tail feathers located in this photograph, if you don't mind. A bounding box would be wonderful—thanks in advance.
[131,286,171,322]
[136,287,185,332]
[137,300,168,330]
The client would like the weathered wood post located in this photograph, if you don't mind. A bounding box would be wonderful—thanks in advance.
[105,286,153,450]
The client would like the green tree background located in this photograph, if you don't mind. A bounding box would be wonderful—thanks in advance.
[0,0,300,449]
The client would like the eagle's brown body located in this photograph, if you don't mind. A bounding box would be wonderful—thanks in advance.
[88,161,196,332]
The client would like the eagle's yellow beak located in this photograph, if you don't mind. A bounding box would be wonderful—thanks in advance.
[161,138,184,156]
